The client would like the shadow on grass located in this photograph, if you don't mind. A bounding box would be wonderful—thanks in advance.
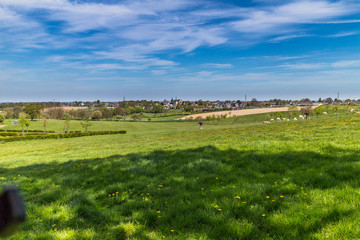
[1,145,360,239]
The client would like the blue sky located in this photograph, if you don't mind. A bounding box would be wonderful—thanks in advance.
[1,0,360,101]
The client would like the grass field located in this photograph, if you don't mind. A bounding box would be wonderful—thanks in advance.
[2,111,360,239]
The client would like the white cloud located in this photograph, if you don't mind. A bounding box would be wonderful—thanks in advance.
[231,0,358,36]
[331,60,360,68]
[202,63,234,68]
[0,0,359,71]
[268,34,313,42]
[151,70,167,75]
[327,31,358,38]
[278,63,325,70]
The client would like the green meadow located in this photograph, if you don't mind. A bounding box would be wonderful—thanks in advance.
[2,111,360,239]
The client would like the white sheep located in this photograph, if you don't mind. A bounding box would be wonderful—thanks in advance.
[276,117,281,121]
[294,117,297,121]
[323,112,328,115]
[270,119,274,121]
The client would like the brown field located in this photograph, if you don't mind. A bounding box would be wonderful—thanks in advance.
[180,107,292,120]
[44,106,88,112]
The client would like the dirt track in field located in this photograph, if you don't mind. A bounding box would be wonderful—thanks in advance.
[179,107,292,120]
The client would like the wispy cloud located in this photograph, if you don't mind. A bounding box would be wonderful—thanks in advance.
[268,34,313,42]
[315,19,360,24]
[327,31,358,38]
[278,63,325,70]
[202,63,234,68]
[231,0,357,34]
[331,60,360,68]
[151,70,167,75]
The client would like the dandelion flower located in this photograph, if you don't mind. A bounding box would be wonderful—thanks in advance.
[262,214,266,217]
[266,196,270,198]
[280,195,284,198]
[170,229,174,232]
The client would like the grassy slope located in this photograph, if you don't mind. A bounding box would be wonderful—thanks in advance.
[1,114,360,239]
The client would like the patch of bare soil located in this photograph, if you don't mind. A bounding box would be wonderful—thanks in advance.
[179,107,292,120]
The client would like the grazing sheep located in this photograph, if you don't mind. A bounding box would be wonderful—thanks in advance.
[355,112,360,115]
[262,121,270,124]
[323,112,328,115]
[294,117,297,121]
[351,109,355,112]
[283,118,287,121]
[276,117,281,121]
[287,119,290,121]
[299,115,304,119]
[270,119,274,121]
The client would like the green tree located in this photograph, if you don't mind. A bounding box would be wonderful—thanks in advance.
[301,106,313,119]
[91,110,102,120]
[19,115,30,134]
[24,118,30,133]
[13,106,22,118]
[77,110,89,120]
[314,107,322,118]
[80,119,92,132]
[0,112,4,124]
[184,105,194,112]
[23,103,43,121]
[130,113,143,121]
[3,108,12,119]
[101,107,112,120]
[63,113,71,134]
[42,113,49,133]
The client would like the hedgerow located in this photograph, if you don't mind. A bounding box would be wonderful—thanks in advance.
[0,130,126,142]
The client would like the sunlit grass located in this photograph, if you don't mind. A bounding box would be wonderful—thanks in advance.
[2,112,360,239]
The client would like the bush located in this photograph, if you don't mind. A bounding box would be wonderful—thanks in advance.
[0,130,126,142]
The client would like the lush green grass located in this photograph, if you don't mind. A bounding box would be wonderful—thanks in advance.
[2,113,360,239]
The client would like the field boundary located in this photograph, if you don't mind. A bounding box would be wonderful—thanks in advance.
[179,107,292,120]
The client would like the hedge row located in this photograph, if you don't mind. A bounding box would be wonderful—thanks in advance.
[0,129,55,133]
[0,130,126,142]
[0,132,51,137]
